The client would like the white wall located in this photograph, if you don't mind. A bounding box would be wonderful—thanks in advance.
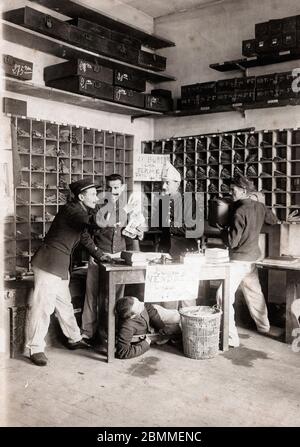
[153,0,300,138]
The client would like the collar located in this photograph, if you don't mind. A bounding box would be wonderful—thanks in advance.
[78,201,88,213]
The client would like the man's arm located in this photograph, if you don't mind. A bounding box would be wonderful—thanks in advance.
[264,207,278,225]
[64,203,93,232]
[145,304,165,332]
[116,321,151,359]
[80,228,104,261]
[221,211,245,249]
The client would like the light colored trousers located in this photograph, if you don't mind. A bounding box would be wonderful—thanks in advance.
[162,235,197,310]
[26,267,82,355]
[216,261,270,340]
[81,259,125,339]
[152,304,181,325]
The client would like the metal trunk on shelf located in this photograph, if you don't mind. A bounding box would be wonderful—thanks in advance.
[45,76,114,101]
[44,59,114,84]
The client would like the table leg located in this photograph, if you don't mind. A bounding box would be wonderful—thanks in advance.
[286,271,298,344]
[221,272,230,351]
[107,273,116,363]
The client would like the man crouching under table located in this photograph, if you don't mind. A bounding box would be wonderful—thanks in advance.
[26,179,107,366]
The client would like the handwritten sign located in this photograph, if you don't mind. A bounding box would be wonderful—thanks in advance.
[134,154,170,181]
[144,264,199,302]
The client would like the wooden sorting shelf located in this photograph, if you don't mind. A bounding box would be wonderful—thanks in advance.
[31,0,175,50]
[4,115,134,276]
[142,128,300,224]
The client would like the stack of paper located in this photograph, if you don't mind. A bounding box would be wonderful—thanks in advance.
[205,248,230,264]
[181,253,206,265]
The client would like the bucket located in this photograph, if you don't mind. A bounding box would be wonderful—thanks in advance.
[179,306,222,359]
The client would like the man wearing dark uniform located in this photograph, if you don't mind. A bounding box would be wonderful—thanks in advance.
[26,179,106,366]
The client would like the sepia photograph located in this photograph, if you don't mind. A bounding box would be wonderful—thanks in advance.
[0,0,299,440]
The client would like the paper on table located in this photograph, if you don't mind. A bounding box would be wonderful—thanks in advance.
[261,256,299,265]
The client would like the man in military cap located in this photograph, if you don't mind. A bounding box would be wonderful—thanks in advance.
[217,174,278,347]
[26,179,108,366]
[152,162,203,309]
[159,162,200,258]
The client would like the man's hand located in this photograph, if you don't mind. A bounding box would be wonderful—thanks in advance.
[99,254,112,263]
[159,324,181,336]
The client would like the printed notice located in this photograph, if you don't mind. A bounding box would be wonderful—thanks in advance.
[144,264,199,302]
[134,154,170,181]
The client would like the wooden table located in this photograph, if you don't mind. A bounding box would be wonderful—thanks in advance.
[98,262,231,362]
[256,260,300,344]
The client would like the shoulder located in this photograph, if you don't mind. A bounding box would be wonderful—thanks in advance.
[65,201,87,215]
[118,318,136,337]
[232,201,247,216]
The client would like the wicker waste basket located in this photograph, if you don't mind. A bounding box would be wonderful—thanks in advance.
[179,306,222,359]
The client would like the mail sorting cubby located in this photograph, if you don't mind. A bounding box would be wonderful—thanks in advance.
[142,127,300,224]
[8,116,134,277]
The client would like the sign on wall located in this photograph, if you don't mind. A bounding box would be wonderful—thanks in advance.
[144,264,199,302]
[134,154,170,181]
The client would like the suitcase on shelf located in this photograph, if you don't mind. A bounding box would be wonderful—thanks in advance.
[269,19,283,35]
[266,34,283,53]
[282,16,297,33]
[233,90,256,104]
[4,7,138,65]
[107,40,139,65]
[282,32,297,50]
[216,92,235,105]
[235,76,256,91]
[68,17,112,39]
[277,86,299,100]
[138,50,166,71]
[3,6,71,42]
[256,89,278,102]
[180,97,196,110]
[68,18,142,48]
[44,59,113,84]
[69,27,138,64]
[151,89,173,98]
[242,39,257,57]
[181,82,216,98]
[68,25,111,54]
[114,68,146,92]
[255,21,270,39]
[110,29,141,49]
[2,54,33,81]
[217,78,236,93]
[145,94,173,112]
[45,75,114,101]
[255,38,269,54]
[197,94,217,107]
[256,73,277,89]
[277,71,294,88]
[181,83,200,98]
[113,86,145,108]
